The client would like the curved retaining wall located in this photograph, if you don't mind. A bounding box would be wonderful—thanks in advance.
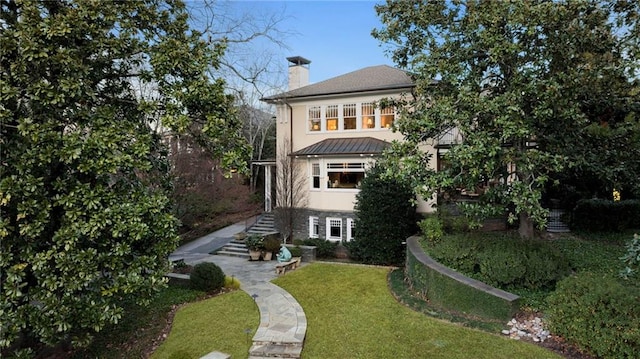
[405,236,520,321]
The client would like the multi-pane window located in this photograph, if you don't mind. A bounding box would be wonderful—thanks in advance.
[309,106,321,131]
[311,163,320,189]
[362,102,375,129]
[381,106,395,128]
[347,218,355,242]
[327,163,365,189]
[309,216,319,238]
[326,217,342,241]
[343,104,356,130]
[326,105,338,131]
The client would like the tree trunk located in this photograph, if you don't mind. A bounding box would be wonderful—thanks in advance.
[518,211,534,239]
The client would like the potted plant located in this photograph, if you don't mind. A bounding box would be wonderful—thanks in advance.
[245,234,264,261]
[262,235,281,261]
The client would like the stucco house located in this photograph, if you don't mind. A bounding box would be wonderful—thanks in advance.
[261,57,437,242]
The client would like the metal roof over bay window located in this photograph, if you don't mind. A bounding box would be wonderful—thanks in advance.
[291,137,390,157]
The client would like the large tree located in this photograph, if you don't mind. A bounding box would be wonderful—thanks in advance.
[0,0,247,354]
[373,0,640,238]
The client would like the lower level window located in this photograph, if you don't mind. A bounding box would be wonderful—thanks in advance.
[309,216,319,238]
[326,217,342,241]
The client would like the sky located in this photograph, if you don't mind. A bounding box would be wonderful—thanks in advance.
[229,0,395,85]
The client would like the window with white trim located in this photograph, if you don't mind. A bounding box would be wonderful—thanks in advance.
[309,216,319,238]
[326,105,338,131]
[311,163,320,189]
[343,103,356,130]
[362,102,375,129]
[327,162,365,189]
[346,218,355,242]
[381,105,395,128]
[309,106,321,131]
[326,217,342,241]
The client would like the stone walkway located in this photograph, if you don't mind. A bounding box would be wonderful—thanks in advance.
[169,220,306,359]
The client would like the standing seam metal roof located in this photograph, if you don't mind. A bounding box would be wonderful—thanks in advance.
[291,137,390,157]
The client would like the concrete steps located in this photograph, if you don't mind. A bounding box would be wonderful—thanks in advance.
[247,213,277,236]
[248,342,303,358]
[215,239,249,259]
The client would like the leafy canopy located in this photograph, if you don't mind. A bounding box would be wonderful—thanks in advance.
[0,0,247,353]
[373,0,640,238]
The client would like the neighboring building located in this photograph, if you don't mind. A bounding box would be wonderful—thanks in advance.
[261,57,437,242]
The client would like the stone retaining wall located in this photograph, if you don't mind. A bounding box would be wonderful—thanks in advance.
[405,236,520,321]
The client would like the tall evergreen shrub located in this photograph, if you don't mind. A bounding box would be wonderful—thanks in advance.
[347,162,418,265]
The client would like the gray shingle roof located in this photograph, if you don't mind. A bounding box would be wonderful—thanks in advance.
[263,65,414,102]
[291,137,390,157]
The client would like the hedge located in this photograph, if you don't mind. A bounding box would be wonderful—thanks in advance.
[571,199,640,232]
[405,237,520,321]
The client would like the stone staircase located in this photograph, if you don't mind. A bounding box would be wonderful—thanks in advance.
[246,212,277,236]
[248,342,303,359]
[215,213,278,259]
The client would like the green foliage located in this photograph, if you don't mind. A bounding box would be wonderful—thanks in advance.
[262,235,282,253]
[571,199,640,232]
[426,233,570,290]
[288,246,302,258]
[349,162,419,265]
[244,234,264,251]
[546,272,640,359]
[373,0,640,239]
[189,263,225,293]
[621,234,640,279]
[223,276,241,290]
[0,1,249,352]
[406,246,520,322]
[418,216,444,245]
[302,238,337,259]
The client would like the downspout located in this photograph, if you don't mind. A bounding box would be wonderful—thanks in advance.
[286,100,294,244]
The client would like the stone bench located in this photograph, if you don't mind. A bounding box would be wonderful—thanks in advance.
[275,257,301,275]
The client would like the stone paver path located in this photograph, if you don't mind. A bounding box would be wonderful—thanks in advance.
[169,220,306,359]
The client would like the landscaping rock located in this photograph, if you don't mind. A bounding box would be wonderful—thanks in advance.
[503,316,552,342]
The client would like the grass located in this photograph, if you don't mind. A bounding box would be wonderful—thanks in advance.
[150,290,259,359]
[273,263,560,359]
[71,286,205,358]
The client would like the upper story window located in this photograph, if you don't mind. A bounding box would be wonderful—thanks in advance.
[326,105,338,131]
[381,106,395,128]
[305,102,396,133]
[309,106,321,131]
[343,104,356,130]
[362,102,375,129]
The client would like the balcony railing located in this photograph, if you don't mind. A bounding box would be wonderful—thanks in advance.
[436,127,462,147]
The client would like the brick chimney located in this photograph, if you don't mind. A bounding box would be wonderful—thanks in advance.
[287,56,311,90]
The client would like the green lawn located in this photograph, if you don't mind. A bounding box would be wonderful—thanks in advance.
[273,263,560,359]
[151,290,259,359]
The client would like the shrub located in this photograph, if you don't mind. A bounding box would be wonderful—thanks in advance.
[621,233,640,279]
[289,245,302,258]
[478,243,526,288]
[546,272,640,358]
[419,216,444,245]
[245,234,264,251]
[571,199,640,232]
[190,262,225,292]
[303,238,337,259]
[425,233,570,290]
[263,235,282,254]
[224,276,241,290]
[349,162,419,265]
